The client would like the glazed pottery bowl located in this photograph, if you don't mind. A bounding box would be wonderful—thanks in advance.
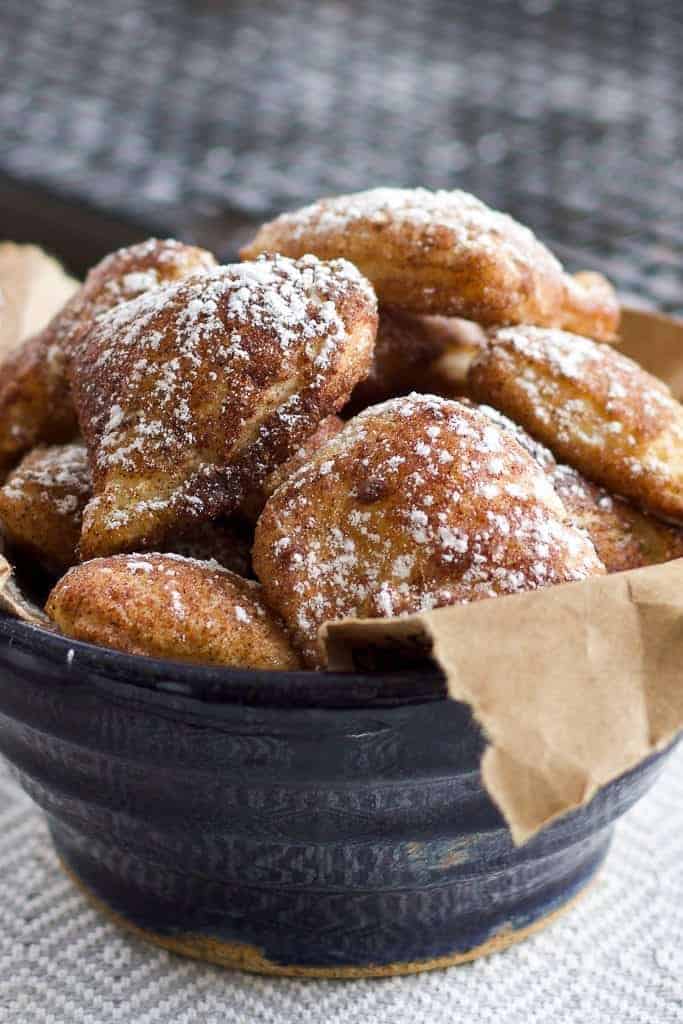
[0,613,674,978]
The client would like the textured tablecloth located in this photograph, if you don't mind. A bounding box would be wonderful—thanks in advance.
[0,748,681,1024]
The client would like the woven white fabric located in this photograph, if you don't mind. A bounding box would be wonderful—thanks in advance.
[0,749,681,1024]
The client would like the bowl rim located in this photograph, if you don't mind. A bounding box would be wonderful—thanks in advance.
[0,612,444,710]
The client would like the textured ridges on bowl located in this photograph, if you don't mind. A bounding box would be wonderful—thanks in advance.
[0,617,673,975]
[46,812,612,974]
[56,852,599,978]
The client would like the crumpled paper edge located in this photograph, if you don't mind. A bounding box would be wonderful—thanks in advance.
[1,245,682,844]
[325,306,683,844]
[325,561,683,844]
[0,535,51,627]
[0,242,78,360]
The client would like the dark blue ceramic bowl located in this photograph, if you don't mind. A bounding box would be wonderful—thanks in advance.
[0,613,674,977]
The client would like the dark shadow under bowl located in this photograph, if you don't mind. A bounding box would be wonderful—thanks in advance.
[0,614,674,977]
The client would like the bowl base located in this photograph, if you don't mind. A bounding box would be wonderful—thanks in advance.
[58,856,597,979]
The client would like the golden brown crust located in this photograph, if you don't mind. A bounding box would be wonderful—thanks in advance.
[57,238,218,357]
[552,463,683,572]
[241,188,619,339]
[0,334,78,479]
[71,254,377,559]
[468,325,683,524]
[472,402,683,573]
[253,394,604,667]
[46,554,301,669]
[0,441,254,576]
[0,239,217,479]
[0,443,91,572]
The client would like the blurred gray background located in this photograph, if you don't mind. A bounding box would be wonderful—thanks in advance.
[0,0,681,310]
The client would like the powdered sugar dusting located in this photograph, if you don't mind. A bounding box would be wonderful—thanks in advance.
[268,187,562,273]
[489,325,675,437]
[73,252,376,544]
[255,393,603,664]
[471,325,683,522]
[56,238,217,354]
[2,443,91,519]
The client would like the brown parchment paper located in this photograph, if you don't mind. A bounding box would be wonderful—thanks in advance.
[618,305,683,400]
[1,243,682,844]
[0,242,78,360]
[326,305,683,844]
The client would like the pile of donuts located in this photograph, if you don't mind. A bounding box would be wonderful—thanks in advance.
[1,187,682,671]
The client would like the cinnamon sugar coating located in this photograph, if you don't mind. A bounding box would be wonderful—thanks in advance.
[469,326,683,524]
[0,335,78,480]
[0,442,253,575]
[47,554,300,669]
[253,394,604,667]
[241,188,619,339]
[71,253,377,558]
[0,239,217,478]
[0,443,91,573]
[473,403,683,573]
[57,238,219,357]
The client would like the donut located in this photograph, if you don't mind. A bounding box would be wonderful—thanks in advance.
[468,325,683,524]
[253,393,604,667]
[71,253,377,559]
[46,554,300,669]
[0,443,90,573]
[472,402,683,573]
[241,188,619,339]
[0,239,217,479]
[0,335,79,480]
[0,442,254,575]
[552,462,683,572]
[58,237,218,357]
